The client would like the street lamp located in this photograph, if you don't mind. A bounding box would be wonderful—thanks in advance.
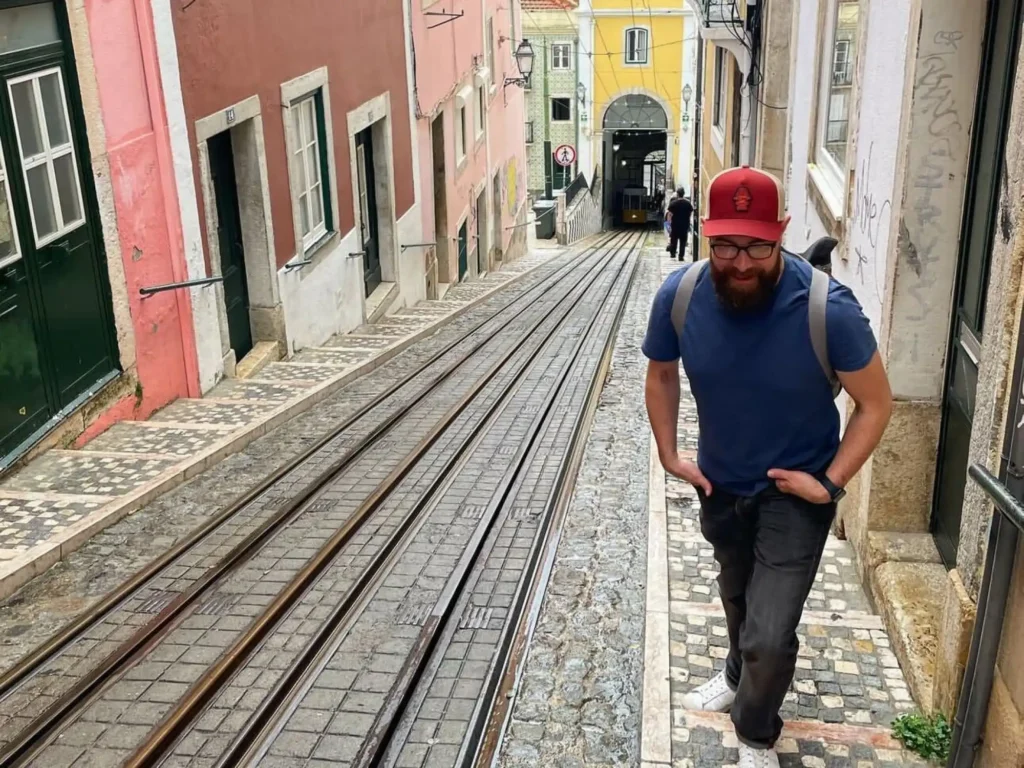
[682,83,693,131]
[576,81,586,105]
[505,40,535,88]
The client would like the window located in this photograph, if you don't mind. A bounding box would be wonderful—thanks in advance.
[552,42,572,70]
[289,93,331,250]
[8,67,85,247]
[551,97,571,122]
[713,47,726,130]
[553,164,572,190]
[816,0,859,182]
[456,103,467,161]
[0,143,20,268]
[624,27,649,65]
[525,121,534,144]
[486,18,495,87]
[475,85,485,139]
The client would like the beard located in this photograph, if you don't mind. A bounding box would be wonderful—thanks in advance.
[710,256,783,312]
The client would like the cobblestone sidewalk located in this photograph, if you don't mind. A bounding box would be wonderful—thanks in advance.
[649,257,929,768]
[0,250,558,600]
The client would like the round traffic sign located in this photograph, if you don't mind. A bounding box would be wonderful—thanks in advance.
[554,144,577,167]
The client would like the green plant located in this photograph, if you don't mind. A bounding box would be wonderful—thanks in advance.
[891,712,952,763]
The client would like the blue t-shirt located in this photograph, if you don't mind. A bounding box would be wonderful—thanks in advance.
[642,255,877,496]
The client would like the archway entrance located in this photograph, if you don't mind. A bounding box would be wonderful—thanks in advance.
[602,94,669,226]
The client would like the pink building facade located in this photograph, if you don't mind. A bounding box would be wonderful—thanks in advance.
[0,0,198,467]
[411,0,530,291]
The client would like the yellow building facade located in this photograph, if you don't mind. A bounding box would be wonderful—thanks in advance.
[577,0,697,224]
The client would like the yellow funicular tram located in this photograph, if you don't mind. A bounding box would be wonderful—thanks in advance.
[621,186,651,225]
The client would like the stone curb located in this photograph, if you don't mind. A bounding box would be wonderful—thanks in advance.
[0,251,564,601]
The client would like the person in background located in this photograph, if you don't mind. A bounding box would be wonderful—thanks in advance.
[666,187,694,261]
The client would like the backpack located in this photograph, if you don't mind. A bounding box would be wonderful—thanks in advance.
[669,237,842,398]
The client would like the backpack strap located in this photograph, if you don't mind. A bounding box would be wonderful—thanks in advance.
[670,259,709,338]
[808,266,841,397]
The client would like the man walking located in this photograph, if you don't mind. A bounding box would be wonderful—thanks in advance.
[666,186,694,261]
[642,166,892,767]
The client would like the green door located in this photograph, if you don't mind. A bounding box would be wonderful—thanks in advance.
[355,128,381,296]
[0,1,118,463]
[208,130,253,362]
[457,220,468,281]
[931,0,1022,565]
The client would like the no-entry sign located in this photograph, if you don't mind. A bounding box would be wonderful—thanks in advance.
[554,144,576,167]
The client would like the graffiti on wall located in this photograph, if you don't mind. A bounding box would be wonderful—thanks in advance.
[504,156,518,218]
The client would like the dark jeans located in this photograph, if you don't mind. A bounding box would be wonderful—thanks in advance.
[668,229,691,260]
[697,486,835,748]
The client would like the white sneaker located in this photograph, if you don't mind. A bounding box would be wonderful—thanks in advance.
[681,670,736,712]
[738,744,780,768]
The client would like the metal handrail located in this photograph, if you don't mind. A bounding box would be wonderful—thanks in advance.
[968,464,1024,533]
[139,276,224,297]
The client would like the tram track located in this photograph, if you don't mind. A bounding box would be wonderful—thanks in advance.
[0,230,643,767]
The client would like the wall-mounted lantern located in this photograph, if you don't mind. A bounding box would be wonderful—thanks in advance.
[576,82,586,105]
[682,84,693,132]
[505,40,535,88]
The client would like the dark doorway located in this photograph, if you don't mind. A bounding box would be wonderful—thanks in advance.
[355,127,381,296]
[492,172,502,264]
[475,189,487,275]
[932,0,1022,566]
[457,220,468,281]
[431,116,449,283]
[208,130,253,362]
[730,59,743,166]
[0,6,118,464]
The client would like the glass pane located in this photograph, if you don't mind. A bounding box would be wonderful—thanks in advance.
[26,165,56,240]
[53,153,82,225]
[0,180,16,261]
[0,3,59,56]
[310,183,323,228]
[822,0,858,170]
[306,144,321,186]
[292,108,303,147]
[303,100,316,146]
[11,81,45,159]
[39,73,70,148]
[299,193,310,236]
[295,147,308,195]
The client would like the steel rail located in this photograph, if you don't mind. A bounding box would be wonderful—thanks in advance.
[119,233,642,768]
[0,229,622,705]
[0,234,626,766]
[225,231,643,768]
[350,232,645,768]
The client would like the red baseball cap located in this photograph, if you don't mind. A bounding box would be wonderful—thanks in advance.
[702,166,787,241]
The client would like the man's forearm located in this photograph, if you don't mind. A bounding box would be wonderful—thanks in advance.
[826,402,891,488]
[645,366,681,463]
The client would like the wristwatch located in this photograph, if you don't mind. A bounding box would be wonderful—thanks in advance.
[814,471,846,503]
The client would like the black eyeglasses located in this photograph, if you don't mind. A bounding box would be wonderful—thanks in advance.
[709,241,778,260]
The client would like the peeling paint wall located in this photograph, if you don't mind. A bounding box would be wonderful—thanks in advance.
[68,0,199,443]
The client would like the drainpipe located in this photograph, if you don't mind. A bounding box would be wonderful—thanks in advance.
[691,30,704,258]
[574,35,580,183]
[543,40,553,199]
[949,308,1024,767]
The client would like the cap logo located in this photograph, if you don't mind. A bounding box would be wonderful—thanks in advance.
[733,185,752,213]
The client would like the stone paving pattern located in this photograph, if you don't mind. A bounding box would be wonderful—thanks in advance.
[0,248,608,757]
[0,253,555,580]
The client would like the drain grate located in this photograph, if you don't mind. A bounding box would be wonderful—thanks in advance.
[195,592,239,616]
[396,602,432,626]
[463,505,487,520]
[136,590,178,614]
[460,607,494,630]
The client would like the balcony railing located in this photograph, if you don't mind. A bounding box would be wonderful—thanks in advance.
[699,0,742,26]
